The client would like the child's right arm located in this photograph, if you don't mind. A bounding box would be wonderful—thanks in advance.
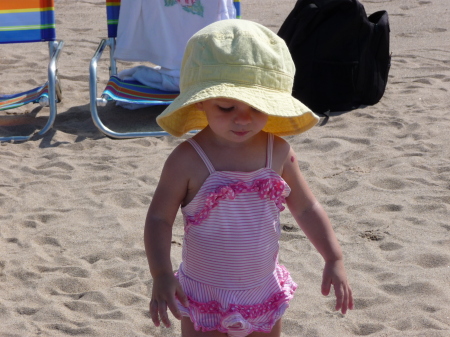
[144,143,193,327]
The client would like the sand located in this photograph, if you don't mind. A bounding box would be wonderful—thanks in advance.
[1,0,449,336]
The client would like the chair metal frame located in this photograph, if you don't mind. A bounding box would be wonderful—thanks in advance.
[90,0,241,139]
[90,35,161,138]
[0,0,64,142]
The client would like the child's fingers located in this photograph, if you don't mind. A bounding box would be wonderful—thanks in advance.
[334,283,353,314]
[167,284,189,321]
[321,276,332,296]
[167,296,183,321]
[149,298,172,327]
[348,286,354,310]
[158,300,171,328]
[334,282,345,312]
[339,285,348,314]
[176,284,190,308]
[149,299,161,327]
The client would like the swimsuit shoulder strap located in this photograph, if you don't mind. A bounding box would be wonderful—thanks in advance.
[265,133,274,169]
[186,138,216,174]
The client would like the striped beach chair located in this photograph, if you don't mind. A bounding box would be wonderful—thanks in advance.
[89,0,241,139]
[0,0,64,142]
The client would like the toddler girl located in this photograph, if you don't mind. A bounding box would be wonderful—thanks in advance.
[144,19,353,337]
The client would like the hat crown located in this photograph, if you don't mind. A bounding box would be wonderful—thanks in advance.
[156,19,319,137]
[180,20,295,93]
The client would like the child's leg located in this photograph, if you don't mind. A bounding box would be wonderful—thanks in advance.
[181,317,228,337]
[247,319,281,337]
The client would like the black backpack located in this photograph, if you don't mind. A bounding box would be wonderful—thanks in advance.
[278,0,391,114]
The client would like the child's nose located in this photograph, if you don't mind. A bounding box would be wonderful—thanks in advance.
[234,110,252,125]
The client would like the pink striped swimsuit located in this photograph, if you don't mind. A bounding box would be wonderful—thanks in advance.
[176,133,298,336]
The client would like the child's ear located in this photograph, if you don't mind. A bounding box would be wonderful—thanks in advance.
[195,102,204,111]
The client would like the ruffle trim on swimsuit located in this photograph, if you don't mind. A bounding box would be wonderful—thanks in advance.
[185,177,287,232]
[189,289,290,320]
[176,264,297,335]
[186,296,289,335]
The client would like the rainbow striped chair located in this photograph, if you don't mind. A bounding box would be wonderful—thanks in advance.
[0,0,64,142]
[89,0,241,138]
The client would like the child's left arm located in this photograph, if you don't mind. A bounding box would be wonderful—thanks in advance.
[281,145,354,314]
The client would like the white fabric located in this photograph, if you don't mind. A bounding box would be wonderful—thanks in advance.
[113,0,235,109]
[117,65,180,91]
[114,0,236,72]
[115,65,180,109]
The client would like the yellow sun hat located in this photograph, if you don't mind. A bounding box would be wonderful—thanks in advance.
[156,19,320,137]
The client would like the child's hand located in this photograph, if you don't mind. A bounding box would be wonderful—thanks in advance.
[321,259,354,314]
[150,273,189,327]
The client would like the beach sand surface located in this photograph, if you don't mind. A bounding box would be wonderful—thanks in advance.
[1,0,449,336]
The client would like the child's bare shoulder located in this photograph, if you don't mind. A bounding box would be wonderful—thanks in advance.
[165,140,196,166]
[272,135,293,174]
[273,135,291,152]
[163,140,208,179]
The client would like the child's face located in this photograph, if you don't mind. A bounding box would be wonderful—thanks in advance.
[196,98,268,142]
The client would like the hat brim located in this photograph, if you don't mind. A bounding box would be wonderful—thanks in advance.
[156,82,320,137]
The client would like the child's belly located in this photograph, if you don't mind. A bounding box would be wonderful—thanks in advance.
[182,197,281,289]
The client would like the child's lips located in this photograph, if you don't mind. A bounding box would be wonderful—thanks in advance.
[232,131,250,136]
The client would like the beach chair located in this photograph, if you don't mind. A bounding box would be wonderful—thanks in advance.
[89,0,241,139]
[0,0,64,142]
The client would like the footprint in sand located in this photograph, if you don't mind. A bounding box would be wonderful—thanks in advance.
[427,27,447,33]
[379,242,403,251]
[333,136,371,146]
[64,300,99,315]
[380,282,441,297]
[391,316,445,331]
[16,307,39,316]
[317,179,359,195]
[419,303,440,313]
[34,236,62,247]
[78,290,116,309]
[95,310,126,320]
[21,220,38,229]
[31,213,60,225]
[52,277,92,294]
[36,161,75,171]
[109,288,147,307]
[351,323,384,336]
[37,265,90,278]
[324,198,346,207]
[375,272,400,283]
[370,178,406,190]
[374,204,403,213]
[11,267,41,283]
[109,191,150,209]
[44,324,95,336]
[415,253,450,268]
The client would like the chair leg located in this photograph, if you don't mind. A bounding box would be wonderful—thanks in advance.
[89,38,170,139]
[0,40,64,142]
[55,76,63,103]
[37,40,64,137]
